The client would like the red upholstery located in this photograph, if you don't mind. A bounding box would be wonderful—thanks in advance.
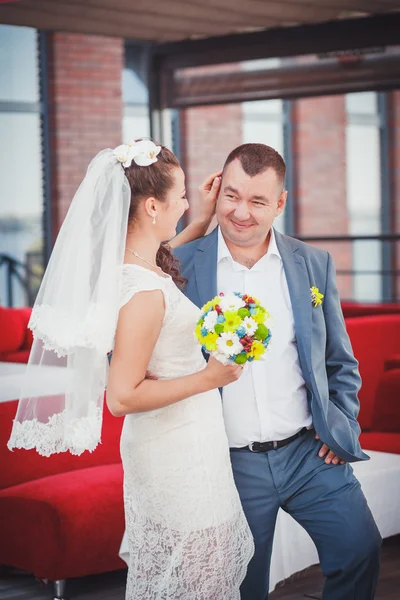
[0,307,33,363]
[359,432,400,454]
[0,464,125,580]
[342,301,400,319]
[385,355,400,371]
[370,369,400,433]
[345,315,400,431]
[345,315,400,455]
[0,400,123,489]
[0,399,126,580]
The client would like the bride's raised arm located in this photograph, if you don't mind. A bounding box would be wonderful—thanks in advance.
[168,170,221,248]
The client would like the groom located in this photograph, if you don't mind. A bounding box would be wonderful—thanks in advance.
[174,144,381,599]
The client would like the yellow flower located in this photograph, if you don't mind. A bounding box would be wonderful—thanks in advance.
[202,297,220,312]
[203,332,219,352]
[311,286,324,308]
[253,308,267,324]
[224,310,242,332]
[195,323,203,341]
[250,340,265,360]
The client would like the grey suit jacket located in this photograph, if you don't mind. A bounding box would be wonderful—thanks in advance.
[174,226,369,463]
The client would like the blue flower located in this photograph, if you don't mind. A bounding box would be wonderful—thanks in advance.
[248,356,254,362]
[250,308,256,315]
[201,327,208,337]
[217,315,226,323]
[236,326,246,338]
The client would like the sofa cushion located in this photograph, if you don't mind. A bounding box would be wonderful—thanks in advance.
[345,315,400,430]
[0,400,123,489]
[371,369,400,433]
[0,307,26,354]
[360,432,400,454]
[0,463,126,580]
[0,350,31,363]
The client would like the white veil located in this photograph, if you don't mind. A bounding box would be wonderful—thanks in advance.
[8,149,131,456]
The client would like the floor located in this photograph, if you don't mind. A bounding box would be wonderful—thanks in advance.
[1,535,398,599]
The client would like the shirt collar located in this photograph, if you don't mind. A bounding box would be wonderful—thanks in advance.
[217,226,281,265]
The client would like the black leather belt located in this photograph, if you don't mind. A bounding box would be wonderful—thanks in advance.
[231,427,309,453]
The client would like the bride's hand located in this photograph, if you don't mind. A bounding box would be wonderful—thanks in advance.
[204,356,243,388]
[197,170,222,226]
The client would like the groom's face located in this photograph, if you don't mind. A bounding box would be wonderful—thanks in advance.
[216,159,287,248]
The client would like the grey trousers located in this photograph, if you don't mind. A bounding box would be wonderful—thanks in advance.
[230,429,382,600]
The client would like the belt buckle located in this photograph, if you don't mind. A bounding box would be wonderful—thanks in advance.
[248,442,255,452]
[273,440,278,449]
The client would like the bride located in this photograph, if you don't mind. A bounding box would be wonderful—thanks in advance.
[8,138,254,599]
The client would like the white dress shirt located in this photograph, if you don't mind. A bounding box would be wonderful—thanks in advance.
[217,228,312,447]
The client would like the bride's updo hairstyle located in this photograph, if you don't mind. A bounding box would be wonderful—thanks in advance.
[123,140,186,288]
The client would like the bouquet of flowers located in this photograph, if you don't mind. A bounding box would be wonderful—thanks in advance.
[195,292,272,365]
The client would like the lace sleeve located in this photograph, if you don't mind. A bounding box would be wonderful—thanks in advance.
[120,265,167,310]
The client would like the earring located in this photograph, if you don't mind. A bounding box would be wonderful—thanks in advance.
[152,215,156,225]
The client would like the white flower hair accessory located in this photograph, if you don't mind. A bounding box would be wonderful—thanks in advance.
[113,139,161,168]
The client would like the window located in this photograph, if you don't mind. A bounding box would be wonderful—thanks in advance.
[0,25,43,307]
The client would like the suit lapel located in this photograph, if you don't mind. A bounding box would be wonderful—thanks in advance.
[194,226,219,307]
[275,230,313,374]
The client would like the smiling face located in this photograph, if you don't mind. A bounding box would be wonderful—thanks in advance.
[216,158,287,248]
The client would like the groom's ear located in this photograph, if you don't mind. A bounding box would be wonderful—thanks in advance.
[276,190,288,216]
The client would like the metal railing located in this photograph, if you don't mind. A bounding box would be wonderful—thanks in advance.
[1,234,399,307]
[0,253,42,307]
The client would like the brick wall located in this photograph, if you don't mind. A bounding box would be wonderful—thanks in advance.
[47,33,123,237]
[291,95,352,298]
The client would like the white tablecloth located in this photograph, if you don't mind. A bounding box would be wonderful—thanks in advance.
[0,362,69,403]
[118,450,400,592]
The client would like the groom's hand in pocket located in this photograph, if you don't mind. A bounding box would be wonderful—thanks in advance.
[315,433,345,465]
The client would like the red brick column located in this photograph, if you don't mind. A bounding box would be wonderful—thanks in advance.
[47,33,123,237]
[291,95,352,298]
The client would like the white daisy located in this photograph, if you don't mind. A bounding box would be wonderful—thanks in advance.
[218,294,245,313]
[203,310,218,332]
[216,332,243,357]
[242,316,257,335]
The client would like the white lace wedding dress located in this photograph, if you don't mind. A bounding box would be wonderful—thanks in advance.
[118,264,254,600]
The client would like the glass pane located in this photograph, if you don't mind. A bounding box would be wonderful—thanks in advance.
[346,92,382,301]
[346,91,378,115]
[0,113,43,306]
[122,67,148,105]
[0,25,39,103]
[123,106,151,141]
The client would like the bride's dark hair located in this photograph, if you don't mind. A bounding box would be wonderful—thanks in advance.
[124,141,186,288]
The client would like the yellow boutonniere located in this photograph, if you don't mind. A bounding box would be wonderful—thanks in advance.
[311,286,324,308]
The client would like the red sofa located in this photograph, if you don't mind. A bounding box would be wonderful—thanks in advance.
[345,315,400,454]
[0,306,33,363]
[0,400,126,597]
[341,301,400,319]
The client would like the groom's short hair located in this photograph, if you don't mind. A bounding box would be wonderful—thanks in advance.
[223,143,286,186]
